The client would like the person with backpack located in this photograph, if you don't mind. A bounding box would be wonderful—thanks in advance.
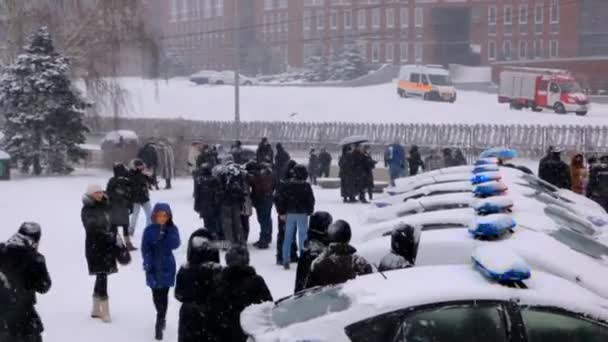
[275,165,315,270]
[294,211,333,293]
[106,163,136,251]
[128,159,154,242]
[216,246,273,342]
[218,163,246,248]
[81,184,117,323]
[194,163,221,238]
[0,223,51,342]
[175,229,223,342]
[306,220,372,288]
[142,203,181,340]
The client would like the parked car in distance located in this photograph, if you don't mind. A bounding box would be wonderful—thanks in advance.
[189,70,257,85]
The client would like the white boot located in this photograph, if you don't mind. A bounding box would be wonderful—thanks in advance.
[100,299,112,323]
[91,297,102,319]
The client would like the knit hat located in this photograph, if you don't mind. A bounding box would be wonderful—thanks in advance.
[86,184,103,195]
[7,222,42,249]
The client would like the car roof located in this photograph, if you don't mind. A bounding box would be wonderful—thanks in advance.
[245,265,608,341]
[399,65,450,76]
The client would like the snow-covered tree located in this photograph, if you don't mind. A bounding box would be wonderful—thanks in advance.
[303,55,330,82]
[0,27,89,175]
[303,46,368,82]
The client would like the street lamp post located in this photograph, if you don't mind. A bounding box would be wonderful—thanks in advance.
[234,0,241,140]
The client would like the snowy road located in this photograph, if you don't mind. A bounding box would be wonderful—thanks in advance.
[97,78,608,126]
[1,170,366,342]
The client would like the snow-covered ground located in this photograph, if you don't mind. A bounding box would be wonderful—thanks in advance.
[91,78,608,126]
[0,169,365,342]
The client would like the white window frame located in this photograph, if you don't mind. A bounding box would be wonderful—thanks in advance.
[550,39,559,58]
[503,40,512,60]
[180,0,188,20]
[386,8,395,28]
[358,9,366,29]
[535,3,544,24]
[304,10,311,31]
[488,6,497,25]
[372,42,380,62]
[519,4,528,25]
[519,40,527,59]
[400,8,409,28]
[415,42,423,62]
[264,0,273,10]
[488,40,496,61]
[400,42,408,62]
[331,10,338,29]
[171,0,179,22]
[386,42,394,62]
[344,10,352,29]
[504,5,513,25]
[415,7,423,28]
[317,10,324,30]
[372,8,380,28]
[550,0,560,24]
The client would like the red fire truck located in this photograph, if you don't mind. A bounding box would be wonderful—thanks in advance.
[498,68,589,116]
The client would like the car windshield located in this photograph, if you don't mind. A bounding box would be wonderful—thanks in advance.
[559,82,582,93]
[272,286,351,328]
[549,228,608,260]
[429,74,452,86]
[544,206,596,236]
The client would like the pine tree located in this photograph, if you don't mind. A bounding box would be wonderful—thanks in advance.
[303,55,329,82]
[0,27,89,175]
[334,45,368,81]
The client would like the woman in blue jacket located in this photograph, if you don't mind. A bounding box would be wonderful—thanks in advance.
[142,203,181,341]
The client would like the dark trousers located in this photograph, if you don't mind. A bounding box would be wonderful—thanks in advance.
[320,165,330,178]
[0,334,42,342]
[276,215,298,263]
[221,204,243,245]
[201,213,219,238]
[309,174,317,185]
[241,215,250,243]
[165,178,172,189]
[94,274,108,299]
[255,197,274,244]
[152,288,170,321]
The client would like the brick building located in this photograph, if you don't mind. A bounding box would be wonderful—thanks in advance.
[160,0,581,75]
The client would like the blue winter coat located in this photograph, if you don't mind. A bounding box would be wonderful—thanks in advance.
[385,144,406,170]
[142,203,181,289]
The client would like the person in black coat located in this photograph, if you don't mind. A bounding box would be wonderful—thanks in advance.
[128,159,154,242]
[138,141,160,190]
[378,224,419,272]
[587,157,608,211]
[538,146,555,175]
[352,144,369,203]
[194,163,221,238]
[175,229,223,342]
[256,137,274,164]
[81,184,117,323]
[443,148,457,168]
[339,146,356,203]
[217,246,273,342]
[318,147,332,178]
[453,149,467,166]
[363,145,377,200]
[408,145,424,176]
[274,143,291,181]
[294,211,333,293]
[106,163,135,250]
[274,161,299,265]
[538,150,571,189]
[0,223,51,342]
[308,148,319,185]
[306,220,372,288]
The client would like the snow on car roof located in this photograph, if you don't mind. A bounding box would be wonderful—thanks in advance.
[101,130,138,145]
[376,181,473,206]
[389,172,472,195]
[0,150,9,160]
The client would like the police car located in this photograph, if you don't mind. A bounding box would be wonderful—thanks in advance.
[242,247,608,342]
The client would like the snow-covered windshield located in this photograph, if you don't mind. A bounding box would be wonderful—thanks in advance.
[272,286,351,328]
[549,228,608,261]
[429,74,452,86]
[559,82,583,93]
[544,206,596,236]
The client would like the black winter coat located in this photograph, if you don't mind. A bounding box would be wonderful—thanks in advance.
[194,174,220,217]
[306,243,372,288]
[256,143,274,164]
[363,153,376,189]
[196,151,219,169]
[294,239,326,293]
[0,243,51,338]
[138,143,159,169]
[319,151,332,168]
[587,164,608,210]
[81,196,118,275]
[539,158,572,189]
[106,176,133,227]
[218,173,246,206]
[250,168,275,206]
[352,150,369,192]
[308,154,319,175]
[216,266,273,342]
[339,152,355,197]
[175,262,223,342]
[129,169,153,204]
[409,150,424,176]
[275,149,291,180]
[274,180,315,215]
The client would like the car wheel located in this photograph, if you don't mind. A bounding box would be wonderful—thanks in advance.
[215,80,224,85]
[423,93,431,101]
[510,102,522,110]
[532,106,543,112]
[576,111,588,116]
[554,102,566,114]
[243,81,252,86]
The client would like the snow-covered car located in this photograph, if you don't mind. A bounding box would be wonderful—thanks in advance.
[242,254,608,342]
[209,71,257,86]
[189,70,221,85]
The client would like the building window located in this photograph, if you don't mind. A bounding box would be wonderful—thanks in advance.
[519,4,528,25]
[535,3,544,24]
[415,42,423,62]
[400,42,408,62]
[180,0,188,20]
[415,8,423,28]
[550,0,559,23]
[550,39,559,58]
[488,6,497,25]
[534,39,544,58]
[264,0,272,10]
[171,0,179,21]
[317,10,324,29]
[386,8,395,28]
[331,11,338,29]
[344,10,352,29]
[503,40,512,60]
[203,0,211,19]
[359,43,367,60]
[488,40,496,60]
[372,42,380,62]
[519,40,527,59]
[282,12,289,33]
[400,8,409,28]
[358,9,366,29]
[304,10,311,30]
[372,8,380,28]
[504,5,512,25]
[386,43,394,62]
[279,0,288,9]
